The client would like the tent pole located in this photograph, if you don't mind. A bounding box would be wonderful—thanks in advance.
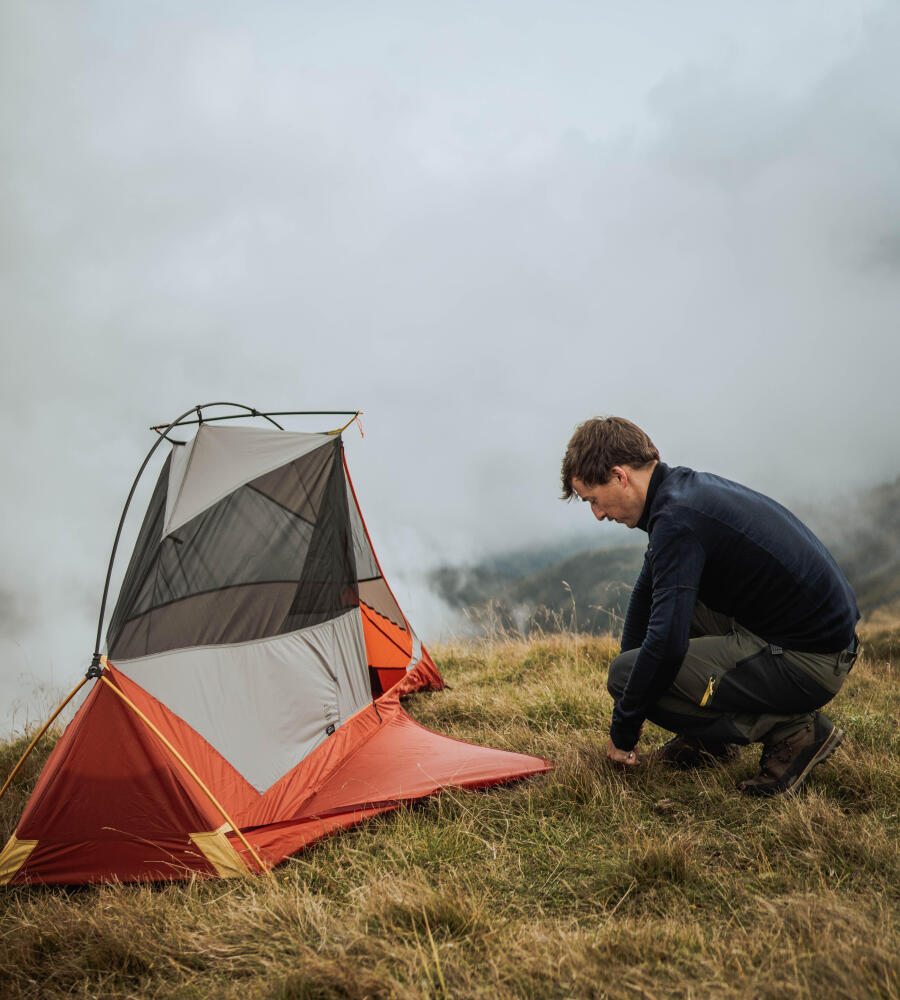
[0,676,89,804]
[99,674,273,879]
[149,410,361,432]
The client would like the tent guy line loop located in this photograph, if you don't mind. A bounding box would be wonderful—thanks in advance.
[98,670,273,880]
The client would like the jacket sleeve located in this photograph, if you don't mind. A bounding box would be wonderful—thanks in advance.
[609,515,706,751]
[620,553,651,652]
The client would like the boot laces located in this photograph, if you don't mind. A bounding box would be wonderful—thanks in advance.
[760,727,811,771]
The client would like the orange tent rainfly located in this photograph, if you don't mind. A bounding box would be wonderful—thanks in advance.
[0,403,551,885]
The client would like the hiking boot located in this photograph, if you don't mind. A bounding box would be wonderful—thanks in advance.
[650,734,741,769]
[739,714,844,796]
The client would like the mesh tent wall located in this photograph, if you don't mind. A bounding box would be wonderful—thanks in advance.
[1,419,550,884]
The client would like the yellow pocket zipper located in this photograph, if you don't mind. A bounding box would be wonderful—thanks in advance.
[700,676,716,707]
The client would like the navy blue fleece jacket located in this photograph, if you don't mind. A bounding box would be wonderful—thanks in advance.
[610,463,859,750]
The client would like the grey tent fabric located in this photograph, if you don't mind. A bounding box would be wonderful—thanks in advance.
[107,435,358,660]
[118,607,372,793]
[93,420,446,804]
[163,425,330,537]
[105,423,379,793]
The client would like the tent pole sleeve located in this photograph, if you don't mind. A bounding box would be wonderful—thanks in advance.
[0,676,90,804]
[99,675,272,879]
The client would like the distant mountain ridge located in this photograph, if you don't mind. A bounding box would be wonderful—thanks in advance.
[431,543,644,636]
[820,474,900,617]
[431,474,900,635]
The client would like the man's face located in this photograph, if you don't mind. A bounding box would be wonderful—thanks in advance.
[571,469,645,529]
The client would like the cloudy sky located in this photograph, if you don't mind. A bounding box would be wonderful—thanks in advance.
[2,0,898,732]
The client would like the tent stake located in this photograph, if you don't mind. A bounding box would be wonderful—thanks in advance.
[0,676,89,804]
[99,675,274,880]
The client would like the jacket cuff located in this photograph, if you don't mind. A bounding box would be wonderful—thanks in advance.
[609,720,641,752]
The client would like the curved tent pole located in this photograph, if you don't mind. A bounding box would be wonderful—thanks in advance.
[149,410,361,433]
[87,401,293,679]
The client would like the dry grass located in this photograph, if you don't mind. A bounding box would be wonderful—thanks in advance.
[1,631,899,999]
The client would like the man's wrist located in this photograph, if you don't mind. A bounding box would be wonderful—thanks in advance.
[609,722,640,752]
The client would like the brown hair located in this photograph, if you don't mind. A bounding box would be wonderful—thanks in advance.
[560,417,660,499]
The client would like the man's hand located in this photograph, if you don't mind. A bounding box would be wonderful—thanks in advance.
[606,737,640,767]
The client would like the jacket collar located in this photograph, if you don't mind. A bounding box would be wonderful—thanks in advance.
[636,462,669,533]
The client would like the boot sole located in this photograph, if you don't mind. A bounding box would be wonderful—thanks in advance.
[741,726,845,797]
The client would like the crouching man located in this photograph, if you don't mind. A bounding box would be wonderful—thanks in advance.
[561,416,859,795]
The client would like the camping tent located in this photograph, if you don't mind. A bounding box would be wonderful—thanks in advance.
[0,408,550,885]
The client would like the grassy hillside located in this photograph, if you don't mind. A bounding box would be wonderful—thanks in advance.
[2,631,899,999]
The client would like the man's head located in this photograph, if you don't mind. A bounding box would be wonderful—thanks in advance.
[561,417,660,529]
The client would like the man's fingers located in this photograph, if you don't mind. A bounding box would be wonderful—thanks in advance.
[605,738,639,767]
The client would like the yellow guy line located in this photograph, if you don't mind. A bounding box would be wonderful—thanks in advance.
[0,676,90,804]
[327,410,363,435]
[99,675,273,879]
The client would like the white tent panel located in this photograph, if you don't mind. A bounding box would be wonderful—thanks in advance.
[164,425,332,539]
[116,608,372,793]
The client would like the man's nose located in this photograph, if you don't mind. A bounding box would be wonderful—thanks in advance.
[593,508,606,522]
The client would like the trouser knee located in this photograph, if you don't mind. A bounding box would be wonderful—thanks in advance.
[607,649,639,699]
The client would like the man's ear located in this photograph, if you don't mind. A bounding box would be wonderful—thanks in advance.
[609,465,629,486]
